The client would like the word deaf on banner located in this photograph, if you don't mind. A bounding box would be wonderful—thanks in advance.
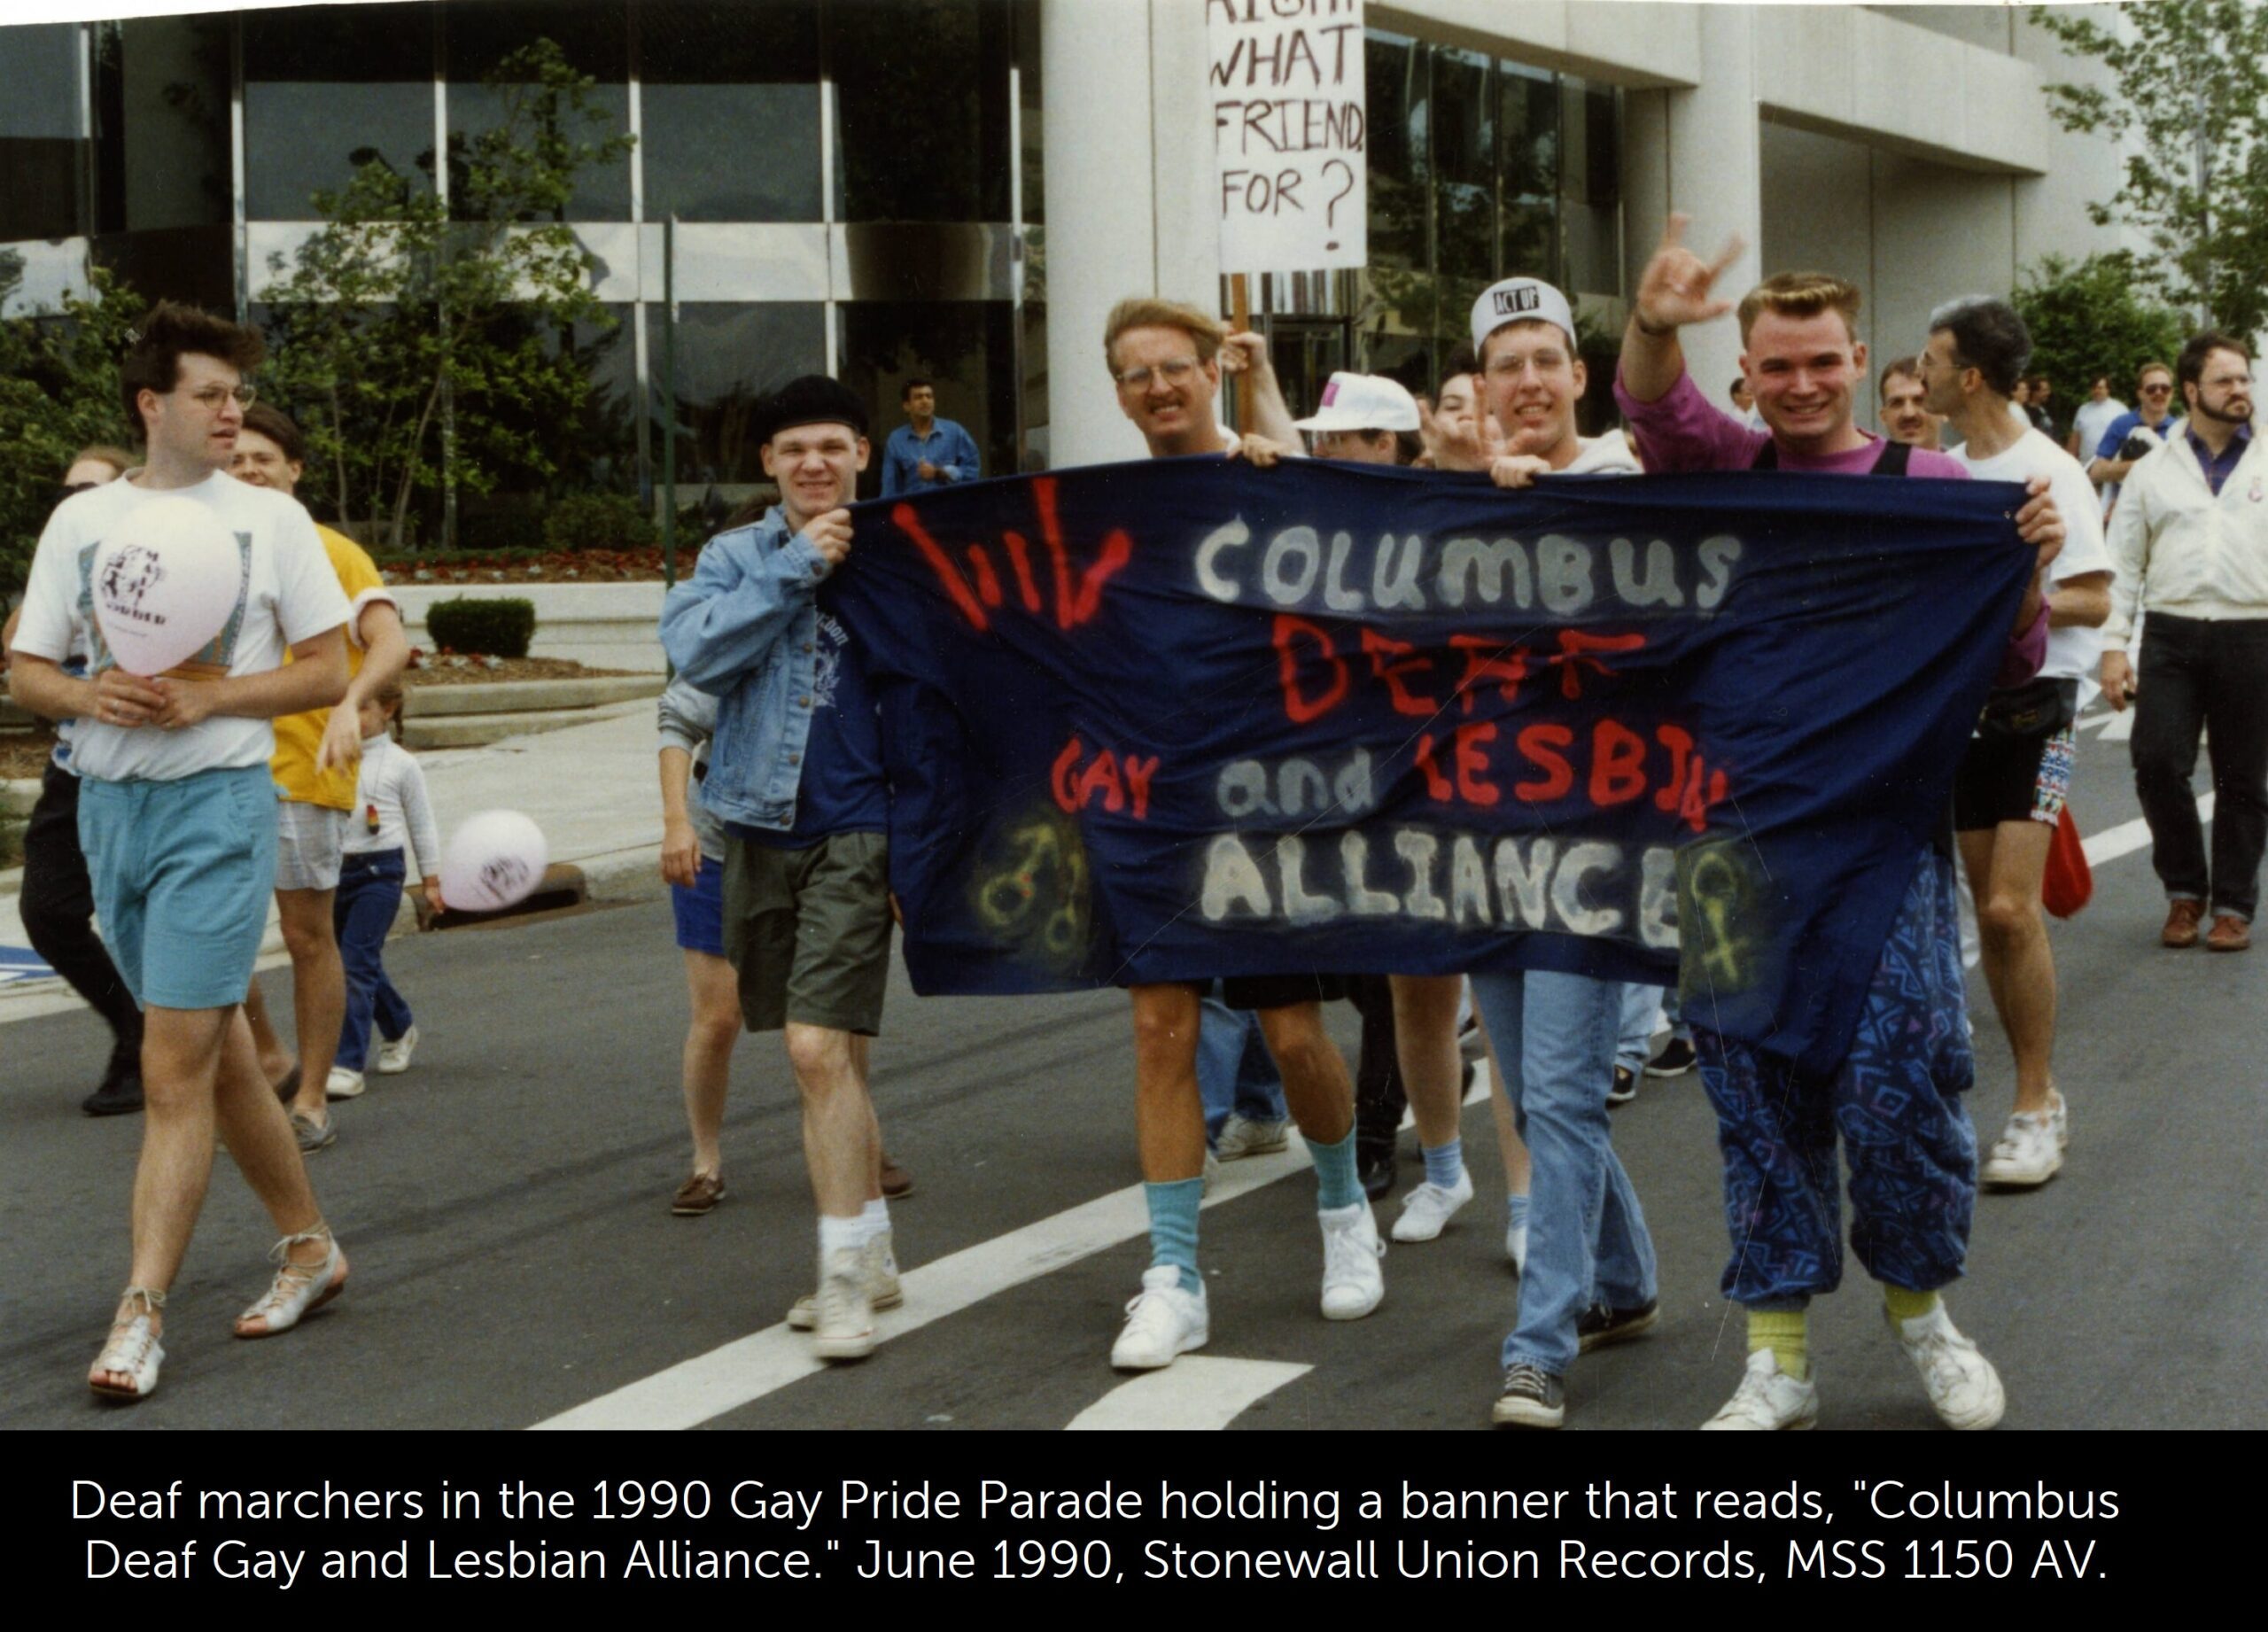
[1208,0,1367,273]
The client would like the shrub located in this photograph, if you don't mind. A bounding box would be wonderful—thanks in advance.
[458,506,550,553]
[424,596,536,658]
[544,490,656,554]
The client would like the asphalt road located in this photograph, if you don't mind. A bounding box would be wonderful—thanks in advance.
[4,721,2263,1434]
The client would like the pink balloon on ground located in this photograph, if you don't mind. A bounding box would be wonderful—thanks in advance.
[441,810,549,912]
[89,497,243,676]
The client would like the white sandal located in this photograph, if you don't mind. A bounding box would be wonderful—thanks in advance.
[89,1287,167,1400]
[236,1226,346,1338]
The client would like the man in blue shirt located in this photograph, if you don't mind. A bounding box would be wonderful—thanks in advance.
[2087,358,2182,510]
[660,375,901,1363]
[879,378,981,496]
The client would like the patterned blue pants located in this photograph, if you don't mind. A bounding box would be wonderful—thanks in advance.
[1696,848,1977,1309]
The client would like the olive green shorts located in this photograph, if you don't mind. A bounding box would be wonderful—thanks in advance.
[721,830,891,1035]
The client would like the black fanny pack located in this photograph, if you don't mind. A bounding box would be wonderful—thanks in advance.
[1977,675,2078,740]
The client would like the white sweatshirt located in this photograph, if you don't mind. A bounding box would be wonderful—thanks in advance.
[344,733,442,879]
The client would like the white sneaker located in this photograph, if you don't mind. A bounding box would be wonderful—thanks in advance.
[2047,1085,2070,1149]
[1111,1266,1208,1369]
[324,1066,367,1101]
[1890,1302,2004,1430]
[1216,1113,1289,1159]
[1702,1348,1819,1431]
[1318,1201,1386,1319]
[1391,1169,1475,1242]
[1981,1103,2062,1188]
[811,1246,875,1361]
[788,1232,902,1330]
[1505,1218,1528,1276]
[375,1025,419,1076]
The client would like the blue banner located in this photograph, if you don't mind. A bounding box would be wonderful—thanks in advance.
[829,457,2032,1076]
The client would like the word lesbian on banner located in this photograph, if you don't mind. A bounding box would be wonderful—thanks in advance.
[830,459,2032,1076]
[1208,0,1366,271]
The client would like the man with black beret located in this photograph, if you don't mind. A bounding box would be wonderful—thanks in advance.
[660,376,901,1362]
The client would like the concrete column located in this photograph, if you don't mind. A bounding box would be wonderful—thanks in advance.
[1660,4,1763,398]
[1039,0,1158,468]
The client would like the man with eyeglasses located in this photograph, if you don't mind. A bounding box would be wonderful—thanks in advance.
[1097,296,1385,1373]
[2087,360,2183,513]
[2101,332,2265,954]
[10,302,353,1401]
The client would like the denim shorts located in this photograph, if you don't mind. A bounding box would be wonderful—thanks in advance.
[671,853,727,957]
[77,765,277,1011]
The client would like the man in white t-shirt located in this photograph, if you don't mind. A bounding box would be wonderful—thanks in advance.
[2067,374,2127,469]
[9,302,353,1401]
[1919,296,2113,1191]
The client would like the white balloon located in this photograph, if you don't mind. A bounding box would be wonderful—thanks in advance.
[441,810,550,913]
[90,496,244,677]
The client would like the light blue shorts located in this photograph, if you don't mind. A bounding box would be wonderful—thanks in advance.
[77,765,278,1011]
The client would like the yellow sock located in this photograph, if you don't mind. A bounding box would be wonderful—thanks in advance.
[1882,1285,1939,1325]
[1747,1309,1810,1381]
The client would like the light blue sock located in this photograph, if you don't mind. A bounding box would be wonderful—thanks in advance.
[1145,1179,1203,1294]
[1506,1193,1531,1229]
[1422,1138,1465,1190]
[1308,1127,1363,1211]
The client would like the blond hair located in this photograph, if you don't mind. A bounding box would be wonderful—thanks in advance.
[1737,271,1862,345]
[1103,297,1224,374]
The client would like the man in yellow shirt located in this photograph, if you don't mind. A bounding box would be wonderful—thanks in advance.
[232,404,411,1150]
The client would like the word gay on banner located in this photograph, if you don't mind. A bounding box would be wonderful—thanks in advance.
[1208,0,1366,271]
[830,459,2032,1076]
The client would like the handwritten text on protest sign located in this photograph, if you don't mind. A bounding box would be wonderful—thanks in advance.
[1208,0,1367,271]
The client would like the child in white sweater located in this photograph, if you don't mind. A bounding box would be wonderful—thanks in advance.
[329,680,442,1099]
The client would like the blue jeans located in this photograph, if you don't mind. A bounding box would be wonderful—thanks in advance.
[333,848,415,1072]
[1197,983,1285,1140]
[1615,983,1664,1076]
[1470,968,1658,1376]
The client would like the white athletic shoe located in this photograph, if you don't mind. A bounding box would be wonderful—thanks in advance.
[375,1025,419,1076]
[324,1066,367,1100]
[811,1247,876,1361]
[1391,1169,1475,1242]
[788,1232,901,1330]
[1111,1266,1208,1370]
[1981,1102,2062,1188]
[1891,1302,2005,1431]
[1702,1349,1820,1431]
[1215,1113,1289,1160]
[1318,1201,1386,1319]
[1505,1218,1528,1276]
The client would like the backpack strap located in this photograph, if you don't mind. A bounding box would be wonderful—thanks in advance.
[1871,438,1912,476]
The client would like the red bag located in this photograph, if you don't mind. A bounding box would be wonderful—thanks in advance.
[2042,804,2093,919]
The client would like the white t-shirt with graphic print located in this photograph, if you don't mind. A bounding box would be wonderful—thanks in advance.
[13,470,351,781]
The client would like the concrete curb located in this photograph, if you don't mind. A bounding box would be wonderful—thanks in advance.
[405,673,664,717]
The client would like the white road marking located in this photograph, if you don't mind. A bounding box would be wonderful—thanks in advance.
[2098,707,2135,742]
[2084,795,2210,867]
[1066,1356,1312,1431]
[532,1143,1318,1430]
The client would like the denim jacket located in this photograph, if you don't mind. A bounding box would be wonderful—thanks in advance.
[657,507,834,831]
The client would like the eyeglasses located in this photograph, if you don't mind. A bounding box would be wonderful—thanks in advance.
[2141,382,2173,394]
[183,384,256,409]
[1114,357,1200,391]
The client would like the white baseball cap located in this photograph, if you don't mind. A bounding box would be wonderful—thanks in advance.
[1293,372,1422,433]
[1471,277,1577,355]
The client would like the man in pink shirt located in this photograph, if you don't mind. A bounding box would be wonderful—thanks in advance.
[1615,216,2065,1434]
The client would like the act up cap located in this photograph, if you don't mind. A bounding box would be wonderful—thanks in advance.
[1471,277,1577,354]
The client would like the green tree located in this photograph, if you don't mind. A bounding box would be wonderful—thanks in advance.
[260,38,633,550]
[2031,0,2268,338]
[0,266,146,593]
[2012,252,2190,416]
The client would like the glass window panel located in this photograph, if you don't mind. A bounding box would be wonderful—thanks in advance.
[1498,60,1557,280]
[835,299,1015,500]
[1431,44,1493,328]
[640,0,819,222]
[447,0,630,221]
[1363,30,1424,272]
[245,3,436,220]
[103,15,233,236]
[0,22,85,240]
[659,302,827,486]
[829,0,1012,222]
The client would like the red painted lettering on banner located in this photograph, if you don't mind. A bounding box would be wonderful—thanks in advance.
[1003,532,1045,612]
[1550,630,1648,699]
[1052,735,1159,820]
[967,546,1004,607]
[1274,614,1349,723]
[1034,477,1131,629]
[1412,732,1455,801]
[1653,725,1695,813]
[1454,722,1501,806]
[897,504,990,632]
[1588,719,1648,805]
[1450,635,1528,715]
[1514,724,1574,803]
[1051,735,1086,812]
[1359,628,1441,717]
